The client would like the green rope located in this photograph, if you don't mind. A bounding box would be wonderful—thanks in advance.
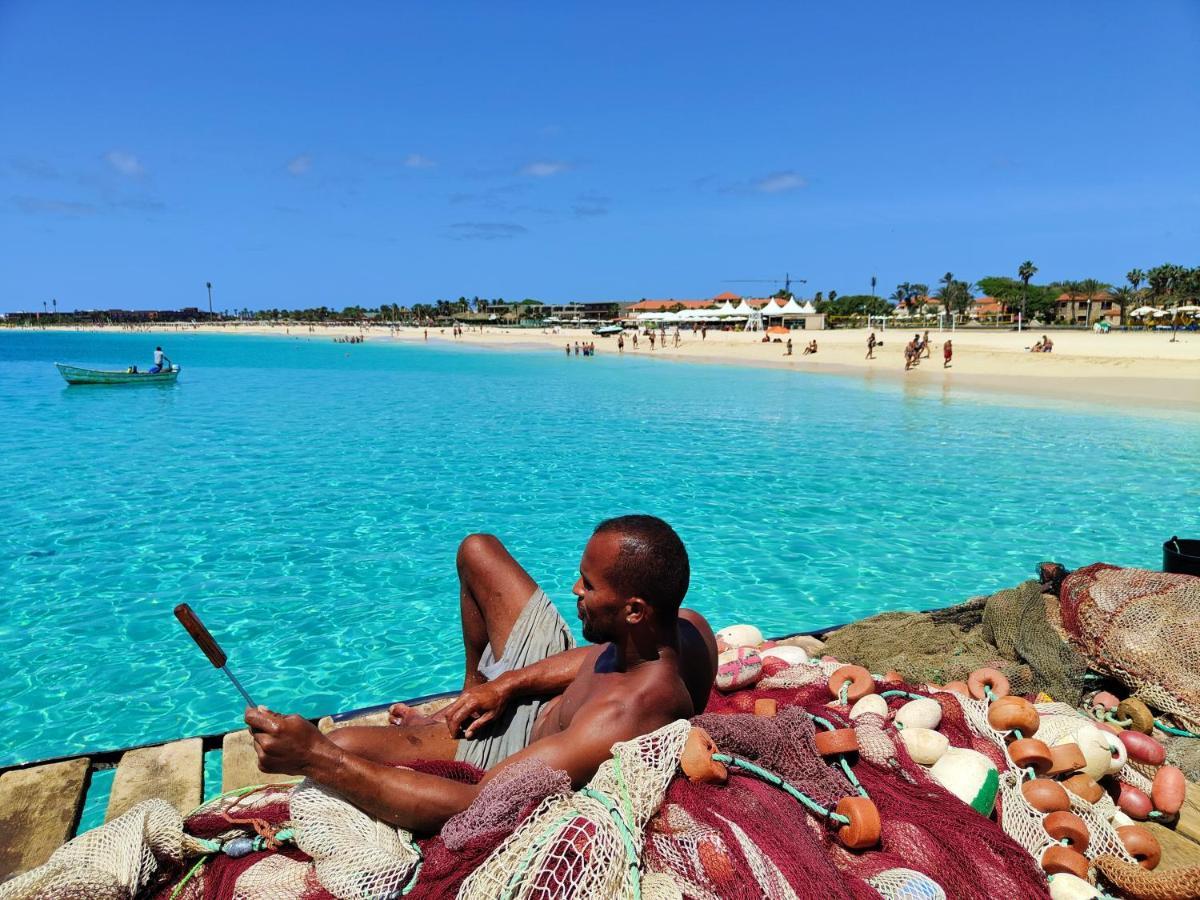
[500,813,579,900]
[880,690,925,701]
[169,856,209,900]
[839,681,849,707]
[983,685,998,703]
[1103,713,1133,727]
[809,715,870,797]
[713,753,851,826]
[1155,720,1200,738]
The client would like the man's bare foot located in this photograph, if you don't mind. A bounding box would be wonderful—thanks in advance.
[387,702,449,727]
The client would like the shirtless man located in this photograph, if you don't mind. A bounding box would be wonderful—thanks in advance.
[244,515,717,835]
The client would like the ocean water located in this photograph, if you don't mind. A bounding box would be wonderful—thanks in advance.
[1,330,1197,770]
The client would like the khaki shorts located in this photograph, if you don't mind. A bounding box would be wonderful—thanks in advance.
[454,588,574,770]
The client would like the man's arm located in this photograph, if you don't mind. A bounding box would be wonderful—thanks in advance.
[247,693,664,833]
[443,645,595,738]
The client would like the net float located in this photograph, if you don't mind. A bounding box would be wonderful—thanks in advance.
[834,796,881,849]
[1117,730,1165,767]
[753,698,777,718]
[1113,783,1151,820]
[940,681,971,696]
[882,670,904,683]
[1022,778,1071,813]
[1116,698,1154,734]
[967,667,1010,700]
[1062,774,1104,805]
[1047,743,1087,777]
[894,697,942,730]
[1098,730,1127,775]
[715,647,762,692]
[1116,824,1161,870]
[1151,765,1186,817]
[987,696,1039,735]
[1090,691,1120,712]
[1043,810,1091,854]
[680,728,728,784]
[898,727,949,766]
[849,694,889,720]
[814,728,860,756]
[715,624,763,649]
[1041,844,1091,881]
[827,665,875,702]
[929,747,999,816]
[1047,872,1101,899]
[1008,738,1054,775]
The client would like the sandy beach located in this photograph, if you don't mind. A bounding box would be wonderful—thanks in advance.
[18,322,1200,414]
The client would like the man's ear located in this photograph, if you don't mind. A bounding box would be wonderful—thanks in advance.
[626,597,649,624]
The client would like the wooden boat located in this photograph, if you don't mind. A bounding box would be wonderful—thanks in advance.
[55,363,181,385]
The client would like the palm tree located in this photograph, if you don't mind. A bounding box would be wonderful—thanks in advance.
[1059,280,1082,325]
[1078,278,1107,327]
[938,272,954,322]
[870,275,877,297]
[1126,268,1144,294]
[1017,260,1037,324]
[1107,286,1135,326]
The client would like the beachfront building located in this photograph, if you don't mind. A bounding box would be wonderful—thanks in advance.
[1056,292,1119,327]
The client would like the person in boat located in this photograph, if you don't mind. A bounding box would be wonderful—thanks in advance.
[245,515,718,834]
[148,346,172,373]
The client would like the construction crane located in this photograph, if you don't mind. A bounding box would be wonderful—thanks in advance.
[723,272,807,297]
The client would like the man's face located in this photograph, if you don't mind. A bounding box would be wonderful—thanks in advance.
[572,531,634,644]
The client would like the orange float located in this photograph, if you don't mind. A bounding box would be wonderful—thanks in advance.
[1117,824,1161,870]
[941,681,970,696]
[882,670,904,683]
[1062,773,1104,804]
[1021,778,1071,813]
[827,665,875,702]
[1008,738,1054,775]
[1043,810,1091,854]
[1151,765,1186,817]
[1040,844,1090,880]
[1047,743,1087,776]
[835,796,881,849]
[680,728,728,784]
[987,697,1040,736]
[753,698,777,718]
[967,667,1010,700]
[815,728,860,756]
[1118,730,1165,766]
[1115,783,1152,820]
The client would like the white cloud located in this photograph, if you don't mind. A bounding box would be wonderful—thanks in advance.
[404,153,436,168]
[104,150,144,177]
[286,154,313,176]
[754,171,806,193]
[520,160,570,177]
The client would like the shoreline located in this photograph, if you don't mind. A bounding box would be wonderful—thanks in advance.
[10,322,1199,415]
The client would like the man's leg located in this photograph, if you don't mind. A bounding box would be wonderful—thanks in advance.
[327,721,459,765]
[454,533,539,689]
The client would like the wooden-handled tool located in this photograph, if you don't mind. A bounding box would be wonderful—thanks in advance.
[174,603,258,708]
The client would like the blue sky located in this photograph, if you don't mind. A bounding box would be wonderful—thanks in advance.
[1,2,1197,313]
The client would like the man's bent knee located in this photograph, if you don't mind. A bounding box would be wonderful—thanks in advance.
[457,532,504,572]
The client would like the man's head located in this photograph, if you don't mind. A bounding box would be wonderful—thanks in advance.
[573,515,689,644]
[156,346,162,351]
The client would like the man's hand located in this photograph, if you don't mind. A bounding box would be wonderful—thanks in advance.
[244,705,341,778]
[442,679,512,739]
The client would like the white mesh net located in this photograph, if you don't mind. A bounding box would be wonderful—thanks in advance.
[456,719,692,900]
[289,776,421,899]
[953,694,1137,870]
[0,799,189,900]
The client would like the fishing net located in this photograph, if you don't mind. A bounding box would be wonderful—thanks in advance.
[0,799,192,900]
[819,599,1038,695]
[1092,855,1200,900]
[456,719,692,900]
[1059,563,1200,731]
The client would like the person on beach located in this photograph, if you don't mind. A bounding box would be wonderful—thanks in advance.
[922,330,932,359]
[244,516,717,835]
[632,332,638,349]
[618,333,624,352]
[943,339,953,368]
[785,338,793,356]
[904,337,916,371]
[1041,335,1053,353]
[866,331,876,359]
[565,343,571,356]
[148,346,171,373]
[802,339,817,356]
[648,332,656,349]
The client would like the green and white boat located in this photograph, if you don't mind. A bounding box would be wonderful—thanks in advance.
[55,362,181,385]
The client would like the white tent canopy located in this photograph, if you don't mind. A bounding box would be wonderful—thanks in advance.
[733,300,755,315]
[799,301,817,314]
[714,301,737,314]
[758,299,785,316]
[774,298,806,317]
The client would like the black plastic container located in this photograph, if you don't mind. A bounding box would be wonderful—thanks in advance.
[1163,536,1200,576]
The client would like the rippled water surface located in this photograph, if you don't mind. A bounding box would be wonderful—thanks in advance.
[1,330,1197,767]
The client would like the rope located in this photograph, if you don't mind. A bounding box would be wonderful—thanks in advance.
[712,753,851,826]
[169,857,208,900]
[1155,720,1200,738]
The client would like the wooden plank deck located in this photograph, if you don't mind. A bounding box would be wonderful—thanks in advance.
[105,739,202,822]
[221,730,294,793]
[0,758,89,879]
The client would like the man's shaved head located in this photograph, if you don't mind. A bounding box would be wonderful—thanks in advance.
[591,515,689,618]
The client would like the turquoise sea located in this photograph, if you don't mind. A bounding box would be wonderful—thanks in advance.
[2,331,1198,774]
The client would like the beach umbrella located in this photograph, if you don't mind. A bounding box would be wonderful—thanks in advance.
[1129,306,1163,317]
[1174,305,1200,313]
